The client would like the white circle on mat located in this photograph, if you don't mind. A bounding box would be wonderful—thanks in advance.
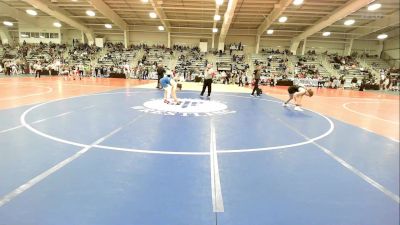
[142,98,228,113]
[20,92,334,155]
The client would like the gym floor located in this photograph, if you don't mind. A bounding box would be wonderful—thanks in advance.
[0,77,399,225]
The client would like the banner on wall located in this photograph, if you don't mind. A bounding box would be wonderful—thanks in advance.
[199,42,208,52]
[18,30,61,44]
[95,38,104,48]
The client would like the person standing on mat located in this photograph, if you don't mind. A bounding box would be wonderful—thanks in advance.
[251,65,261,97]
[283,85,313,111]
[200,64,216,98]
[161,75,181,104]
[156,64,165,89]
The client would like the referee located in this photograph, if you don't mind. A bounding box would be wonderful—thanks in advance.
[156,64,165,89]
[251,65,261,96]
[200,64,216,98]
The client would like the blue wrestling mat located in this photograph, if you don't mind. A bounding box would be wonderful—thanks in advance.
[0,89,398,225]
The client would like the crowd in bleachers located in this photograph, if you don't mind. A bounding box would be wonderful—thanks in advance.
[172,44,195,52]
[68,43,100,63]
[292,55,323,80]
[249,51,291,86]
[232,54,245,64]
[254,55,288,73]
[357,52,380,58]
[227,42,244,55]
[211,42,245,57]
[261,48,292,55]
[378,68,399,91]
[174,47,206,81]
[325,53,400,91]
[1,42,69,76]
[295,65,319,78]
[330,55,359,69]
[0,42,398,91]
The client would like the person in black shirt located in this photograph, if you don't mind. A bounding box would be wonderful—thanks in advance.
[351,77,358,89]
[156,64,165,89]
[251,65,262,97]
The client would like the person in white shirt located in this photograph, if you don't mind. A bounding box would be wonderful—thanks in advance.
[11,63,18,76]
[283,85,314,111]
[380,71,386,90]
[35,64,42,78]
[221,71,227,84]
[200,64,216,97]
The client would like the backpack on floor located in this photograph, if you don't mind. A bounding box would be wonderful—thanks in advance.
[257,88,262,95]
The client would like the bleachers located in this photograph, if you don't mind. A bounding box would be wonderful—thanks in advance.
[216,53,232,71]
[231,52,247,71]
[98,50,137,66]
[327,55,367,82]
[135,47,173,79]
[175,50,206,79]
[251,53,288,76]
[361,57,391,71]
[0,47,4,59]
[1,46,18,60]
[67,44,101,65]
[26,47,53,63]
[346,67,363,79]
[1,43,397,91]
[294,56,331,78]
[146,48,167,65]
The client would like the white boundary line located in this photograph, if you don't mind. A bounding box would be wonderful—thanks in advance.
[0,105,95,135]
[0,145,93,207]
[266,92,399,102]
[218,107,334,153]
[226,92,399,144]
[90,145,209,155]
[32,112,72,124]
[315,141,400,204]
[20,91,208,155]
[210,122,224,212]
[0,125,23,134]
[343,101,399,125]
[275,117,400,204]
[0,83,53,101]
[359,126,400,143]
[5,90,399,205]
[0,117,134,208]
[0,81,119,89]
[20,92,334,155]
[213,94,335,153]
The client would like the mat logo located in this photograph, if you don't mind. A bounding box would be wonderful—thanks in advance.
[132,98,236,117]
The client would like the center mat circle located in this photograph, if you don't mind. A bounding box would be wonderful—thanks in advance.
[20,91,334,155]
[144,98,228,113]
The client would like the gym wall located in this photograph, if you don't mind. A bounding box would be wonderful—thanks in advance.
[383,35,400,67]
[32,29,397,60]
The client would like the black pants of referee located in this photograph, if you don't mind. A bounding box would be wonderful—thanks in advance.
[157,75,162,88]
[35,70,41,78]
[251,79,260,96]
[201,78,212,97]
